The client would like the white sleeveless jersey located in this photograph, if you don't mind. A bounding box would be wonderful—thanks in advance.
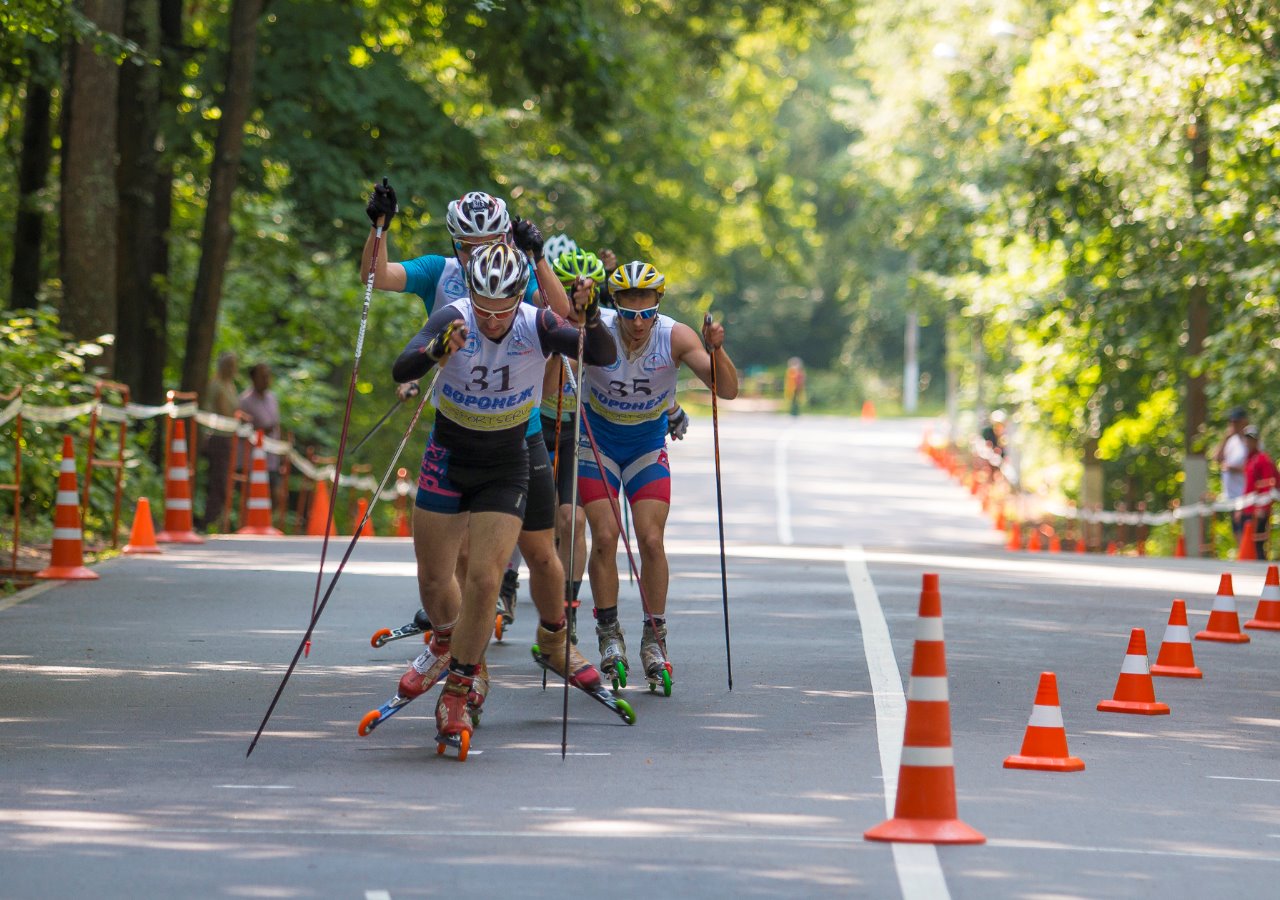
[433,300,548,431]
[584,309,679,426]
[431,258,469,315]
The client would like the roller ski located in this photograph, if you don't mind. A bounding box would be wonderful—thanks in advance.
[494,569,518,642]
[357,631,452,736]
[641,620,673,697]
[531,623,635,725]
[595,618,629,691]
[434,672,473,761]
[370,608,432,648]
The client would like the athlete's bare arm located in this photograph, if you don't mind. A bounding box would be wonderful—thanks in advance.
[360,225,408,291]
[672,320,739,400]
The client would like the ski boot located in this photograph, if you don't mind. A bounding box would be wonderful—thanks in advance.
[371,608,432,648]
[596,619,629,691]
[357,629,452,736]
[434,673,473,761]
[641,620,673,697]
[531,623,635,725]
[494,569,519,642]
[466,659,490,728]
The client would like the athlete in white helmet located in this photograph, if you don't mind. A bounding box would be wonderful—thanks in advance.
[579,260,738,695]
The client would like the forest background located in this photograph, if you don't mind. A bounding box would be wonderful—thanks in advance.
[2,0,1278,549]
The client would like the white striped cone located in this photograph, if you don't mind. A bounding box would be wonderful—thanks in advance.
[865,573,985,844]
[1151,599,1203,678]
[1195,573,1249,643]
[1245,565,1280,631]
[1098,628,1169,714]
[156,419,203,544]
[36,435,99,580]
[237,431,283,536]
[1004,672,1084,771]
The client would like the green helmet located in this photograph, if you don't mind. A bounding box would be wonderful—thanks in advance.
[551,249,606,286]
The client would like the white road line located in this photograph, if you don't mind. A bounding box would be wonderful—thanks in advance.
[544,752,610,756]
[845,545,950,900]
[0,580,60,613]
[1209,776,1280,784]
[776,429,794,545]
[365,892,392,900]
[216,784,294,790]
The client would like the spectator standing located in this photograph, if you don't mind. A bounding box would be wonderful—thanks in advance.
[199,351,238,530]
[1243,425,1276,560]
[784,357,806,417]
[238,363,287,515]
[1214,406,1250,538]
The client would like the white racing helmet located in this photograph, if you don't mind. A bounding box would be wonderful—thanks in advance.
[543,233,578,264]
[446,191,511,242]
[467,243,531,300]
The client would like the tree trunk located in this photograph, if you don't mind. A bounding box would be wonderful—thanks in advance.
[116,0,164,403]
[180,0,264,399]
[1183,104,1211,555]
[9,59,57,310]
[60,0,126,371]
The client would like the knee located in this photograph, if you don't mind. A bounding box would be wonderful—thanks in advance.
[591,525,620,556]
[637,529,665,559]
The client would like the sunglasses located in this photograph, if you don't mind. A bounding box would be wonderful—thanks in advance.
[473,295,523,320]
[615,304,661,321]
[455,238,504,253]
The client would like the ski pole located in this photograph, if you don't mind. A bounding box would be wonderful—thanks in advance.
[559,324,587,760]
[705,312,733,691]
[248,378,435,757]
[304,189,387,658]
[348,383,416,458]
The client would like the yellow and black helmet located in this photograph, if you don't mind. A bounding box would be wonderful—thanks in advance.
[608,260,666,297]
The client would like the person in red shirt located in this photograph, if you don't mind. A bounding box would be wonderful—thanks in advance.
[1243,425,1277,560]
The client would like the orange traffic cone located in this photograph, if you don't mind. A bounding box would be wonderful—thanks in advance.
[1049,534,1062,553]
[305,479,331,536]
[864,574,985,845]
[1174,531,1187,558]
[1150,599,1202,678]
[1006,523,1021,552]
[1026,527,1042,552]
[155,420,204,544]
[1076,534,1087,554]
[1097,628,1169,715]
[1003,672,1085,772]
[1106,541,1118,555]
[1237,518,1258,561]
[35,435,99,580]
[122,497,163,555]
[993,508,1005,532]
[1195,573,1250,643]
[1245,564,1280,631]
[353,497,375,537]
[237,431,283,536]
[861,400,876,420]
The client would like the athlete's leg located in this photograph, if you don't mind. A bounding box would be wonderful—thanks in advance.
[584,499,621,611]
[452,510,524,663]
[629,498,671,617]
[412,507,467,628]
[556,502,588,583]
[518,527,565,622]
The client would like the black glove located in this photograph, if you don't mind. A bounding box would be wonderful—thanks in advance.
[511,217,545,261]
[427,321,466,361]
[366,177,398,227]
[667,406,689,440]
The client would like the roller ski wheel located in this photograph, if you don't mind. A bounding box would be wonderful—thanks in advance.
[370,609,433,648]
[647,662,674,697]
[356,693,415,736]
[530,644,637,726]
[435,729,470,761]
[493,612,504,643]
[610,660,628,692]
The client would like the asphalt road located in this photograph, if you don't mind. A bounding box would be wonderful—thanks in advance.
[2,410,1278,898]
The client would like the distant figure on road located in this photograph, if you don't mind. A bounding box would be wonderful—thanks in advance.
[784,357,806,416]
[199,351,238,530]
[238,362,287,516]
[981,410,1007,464]
[1243,425,1276,560]
[1214,406,1250,539]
